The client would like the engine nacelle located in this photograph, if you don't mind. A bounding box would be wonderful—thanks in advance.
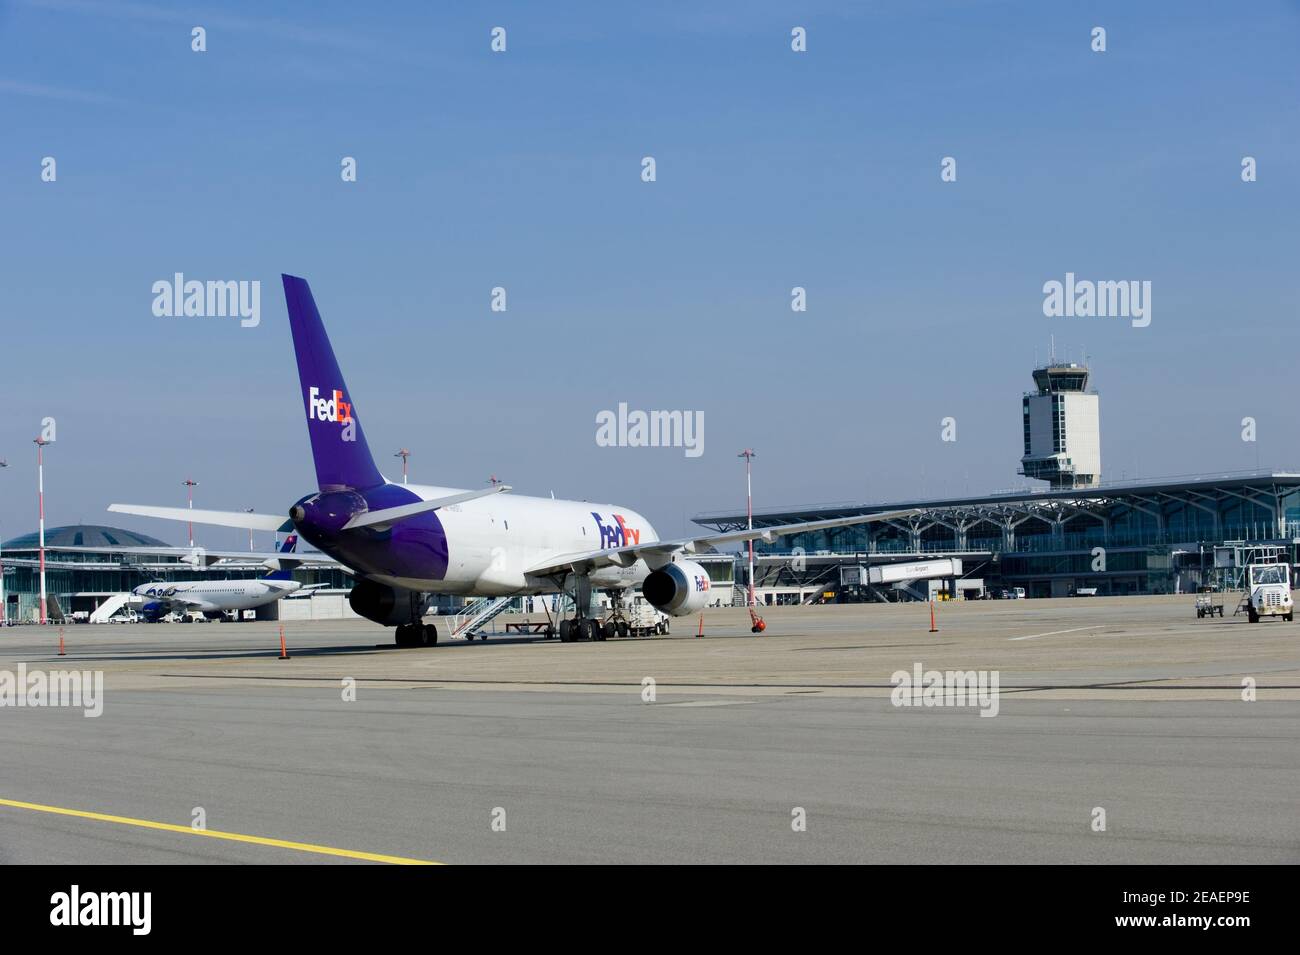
[641,560,712,616]
[348,579,427,627]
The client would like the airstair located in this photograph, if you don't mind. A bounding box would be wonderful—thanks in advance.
[448,596,514,638]
[89,593,133,623]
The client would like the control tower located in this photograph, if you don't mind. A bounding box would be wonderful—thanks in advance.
[1018,362,1101,488]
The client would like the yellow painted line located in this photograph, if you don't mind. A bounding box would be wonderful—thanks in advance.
[0,797,441,865]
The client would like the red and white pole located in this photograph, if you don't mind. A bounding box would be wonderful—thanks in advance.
[35,437,48,625]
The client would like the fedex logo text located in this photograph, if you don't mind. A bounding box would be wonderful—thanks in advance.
[308,387,353,425]
[695,575,710,592]
[593,512,641,549]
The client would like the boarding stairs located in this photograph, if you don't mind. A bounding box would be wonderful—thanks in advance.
[448,596,514,638]
[89,593,133,623]
[799,567,839,605]
[893,579,930,603]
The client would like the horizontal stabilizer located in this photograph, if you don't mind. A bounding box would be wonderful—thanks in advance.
[342,485,511,530]
[109,503,291,532]
[47,544,335,564]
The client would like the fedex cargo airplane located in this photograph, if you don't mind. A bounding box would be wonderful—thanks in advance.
[111,275,915,647]
[133,535,309,622]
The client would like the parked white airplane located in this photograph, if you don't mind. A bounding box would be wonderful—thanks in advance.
[111,275,918,646]
[132,535,318,621]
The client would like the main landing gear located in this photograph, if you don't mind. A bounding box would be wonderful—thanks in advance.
[395,622,438,647]
[558,617,605,642]
[554,573,611,643]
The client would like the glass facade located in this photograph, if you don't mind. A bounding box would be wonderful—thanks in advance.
[697,476,1300,597]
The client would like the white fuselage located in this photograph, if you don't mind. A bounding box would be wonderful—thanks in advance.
[134,578,300,613]
[367,483,660,596]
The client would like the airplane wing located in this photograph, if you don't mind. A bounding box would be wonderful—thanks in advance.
[523,508,922,577]
[110,486,511,535]
[134,589,199,608]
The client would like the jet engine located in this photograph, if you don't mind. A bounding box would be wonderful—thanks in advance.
[348,579,427,627]
[641,560,712,616]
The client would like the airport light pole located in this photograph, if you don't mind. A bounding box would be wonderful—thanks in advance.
[35,438,50,625]
[395,449,410,484]
[245,508,255,551]
[183,478,198,548]
[738,449,756,608]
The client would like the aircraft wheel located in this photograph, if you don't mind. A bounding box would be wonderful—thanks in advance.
[601,621,616,641]
[395,624,416,647]
[617,622,629,639]
[586,618,602,641]
[423,624,439,646]
[559,620,573,642]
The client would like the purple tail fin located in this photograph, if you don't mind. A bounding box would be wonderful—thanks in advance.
[282,275,385,491]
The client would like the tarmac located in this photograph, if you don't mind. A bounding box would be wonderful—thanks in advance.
[0,596,1296,864]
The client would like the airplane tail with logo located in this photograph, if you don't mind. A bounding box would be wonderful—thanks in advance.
[282,274,385,492]
[262,533,300,581]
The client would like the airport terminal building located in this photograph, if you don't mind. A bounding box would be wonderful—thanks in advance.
[0,524,357,622]
[694,471,1300,602]
[694,364,1299,603]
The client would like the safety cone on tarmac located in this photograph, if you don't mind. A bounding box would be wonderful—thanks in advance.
[697,613,704,638]
[57,627,65,657]
[278,624,291,661]
[929,601,938,633]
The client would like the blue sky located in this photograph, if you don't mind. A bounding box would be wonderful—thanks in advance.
[1,0,1297,547]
